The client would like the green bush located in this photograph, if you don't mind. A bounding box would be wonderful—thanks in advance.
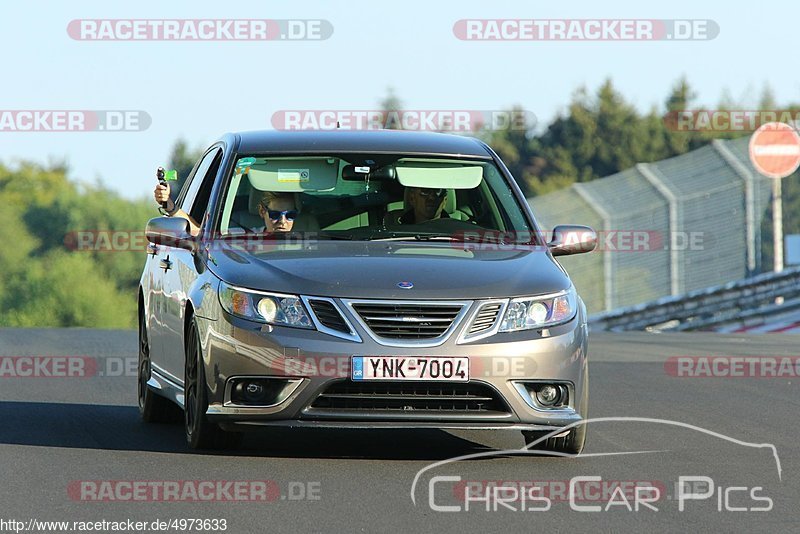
[0,162,153,328]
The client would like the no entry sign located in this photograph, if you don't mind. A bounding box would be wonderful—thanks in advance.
[749,122,800,178]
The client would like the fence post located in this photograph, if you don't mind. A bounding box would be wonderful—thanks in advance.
[713,139,759,276]
[638,163,682,295]
[573,182,614,311]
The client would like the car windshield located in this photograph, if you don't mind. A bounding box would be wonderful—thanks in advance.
[216,154,538,243]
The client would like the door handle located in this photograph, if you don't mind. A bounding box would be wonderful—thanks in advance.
[159,255,172,271]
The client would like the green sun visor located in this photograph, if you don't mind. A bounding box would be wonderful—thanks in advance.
[395,159,484,189]
[241,157,339,192]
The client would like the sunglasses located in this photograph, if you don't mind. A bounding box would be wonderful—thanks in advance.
[412,188,446,198]
[266,209,298,222]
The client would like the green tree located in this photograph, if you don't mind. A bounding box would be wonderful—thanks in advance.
[1,250,136,328]
[530,80,645,188]
[0,189,39,305]
[0,160,152,328]
[481,105,539,194]
[663,76,697,154]
[379,87,404,130]
[758,84,776,111]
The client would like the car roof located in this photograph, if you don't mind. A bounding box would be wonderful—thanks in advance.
[230,129,494,158]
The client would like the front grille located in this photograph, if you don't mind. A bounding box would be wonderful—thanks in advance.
[308,299,350,334]
[468,303,502,334]
[310,381,509,413]
[351,302,464,340]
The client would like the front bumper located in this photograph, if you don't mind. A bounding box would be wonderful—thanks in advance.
[197,305,588,430]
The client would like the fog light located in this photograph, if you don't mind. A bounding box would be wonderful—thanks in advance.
[240,381,265,403]
[536,385,560,406]
[229,377,302,407]
[232,380,269,404]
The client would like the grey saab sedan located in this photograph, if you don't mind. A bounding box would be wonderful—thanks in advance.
[138,130,596,454]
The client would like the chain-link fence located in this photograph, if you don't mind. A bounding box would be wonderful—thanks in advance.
[529,137,775,314]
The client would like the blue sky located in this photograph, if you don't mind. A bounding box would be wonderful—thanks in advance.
[1,0,797,199]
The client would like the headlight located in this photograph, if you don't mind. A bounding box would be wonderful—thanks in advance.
[499,288,577,332]
[218,282,314,329]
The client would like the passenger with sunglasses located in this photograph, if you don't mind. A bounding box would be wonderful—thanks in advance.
[397,186,449,225]
[258,191,298,233]
[154,184,298,235]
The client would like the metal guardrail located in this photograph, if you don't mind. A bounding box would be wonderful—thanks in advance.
[530,137,776,314]
[588,266,800,332]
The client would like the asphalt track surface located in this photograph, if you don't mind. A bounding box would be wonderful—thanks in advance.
[0,328,797,533]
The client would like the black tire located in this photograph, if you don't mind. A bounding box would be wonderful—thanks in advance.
[138,313,179,423]
[522,376,588,456]
[184,318,242,450]
[522,426,585,455]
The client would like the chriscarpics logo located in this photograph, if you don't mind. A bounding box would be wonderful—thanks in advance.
[411,417,781,514]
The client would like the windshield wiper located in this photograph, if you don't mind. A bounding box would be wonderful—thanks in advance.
[411,233,459,241]
[316,232,354,240]
[365,231,458,242]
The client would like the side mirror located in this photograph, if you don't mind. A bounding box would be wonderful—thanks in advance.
[145,217,196,252]
[548,225,597,256]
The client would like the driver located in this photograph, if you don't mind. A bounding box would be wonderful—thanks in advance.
[396,187,449,224]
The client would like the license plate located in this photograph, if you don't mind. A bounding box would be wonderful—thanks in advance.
[351,356,469,382]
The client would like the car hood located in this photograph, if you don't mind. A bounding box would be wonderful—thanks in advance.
[206,240,571,299]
